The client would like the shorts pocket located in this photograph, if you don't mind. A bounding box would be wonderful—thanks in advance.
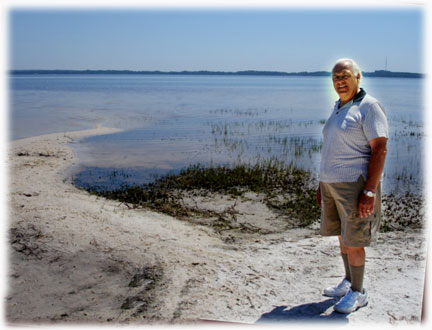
[345,214,372,246]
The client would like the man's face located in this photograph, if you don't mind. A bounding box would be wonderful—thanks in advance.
[332,63,360,105]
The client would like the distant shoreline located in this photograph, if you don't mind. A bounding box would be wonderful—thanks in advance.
[10,69,424,79]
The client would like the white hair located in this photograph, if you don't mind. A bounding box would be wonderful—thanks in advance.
[333,58,362,80]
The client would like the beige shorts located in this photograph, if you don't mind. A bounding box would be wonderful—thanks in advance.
[320,175,382,247]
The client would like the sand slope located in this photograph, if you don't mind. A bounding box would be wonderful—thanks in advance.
[6,127,427,325]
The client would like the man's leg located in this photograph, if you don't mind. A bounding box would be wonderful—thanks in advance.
[338,236,365,293]
[338,236,351,282]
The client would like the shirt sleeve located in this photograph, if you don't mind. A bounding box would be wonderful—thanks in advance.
[363,102,389,141]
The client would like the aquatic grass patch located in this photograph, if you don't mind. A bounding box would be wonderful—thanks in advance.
[78,161,425,233]
[82,161,321,228]
[381,192,425,232]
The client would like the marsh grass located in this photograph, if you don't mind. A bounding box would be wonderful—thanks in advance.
[84,161,321,228]
[381,192,424,232]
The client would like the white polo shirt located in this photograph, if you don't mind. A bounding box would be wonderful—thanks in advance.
[319,89,389,183]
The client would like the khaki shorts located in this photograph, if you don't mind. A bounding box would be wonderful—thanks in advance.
[320,175,382,247]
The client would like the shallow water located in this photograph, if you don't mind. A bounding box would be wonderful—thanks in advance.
[10,74,424,195]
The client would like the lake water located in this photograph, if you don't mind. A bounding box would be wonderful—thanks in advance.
[10,74,425,195]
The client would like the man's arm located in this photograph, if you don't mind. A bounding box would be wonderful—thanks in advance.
[358,137,388,218]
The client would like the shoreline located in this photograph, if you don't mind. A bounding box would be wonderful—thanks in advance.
[6,127,427,325]
[10,69,425,79]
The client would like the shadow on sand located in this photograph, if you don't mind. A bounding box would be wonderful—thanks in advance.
[256,298,349,324]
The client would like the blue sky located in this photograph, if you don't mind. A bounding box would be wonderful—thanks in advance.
[9,7,424,73]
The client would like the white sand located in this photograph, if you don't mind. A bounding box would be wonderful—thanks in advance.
[5,127,427,326]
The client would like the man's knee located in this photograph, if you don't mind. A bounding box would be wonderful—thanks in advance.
[344,246,365,255]
[339,244,364,256]
[338,236,349,254]
[344,246,365,266]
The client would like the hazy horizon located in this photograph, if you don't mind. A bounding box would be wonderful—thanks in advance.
[9,68,425,74]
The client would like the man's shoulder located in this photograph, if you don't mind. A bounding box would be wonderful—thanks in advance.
[359,93,385,111]
[359,94,387,118]
[360,93,380,106]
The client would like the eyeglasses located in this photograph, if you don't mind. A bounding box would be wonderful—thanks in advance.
[332,74,352,82]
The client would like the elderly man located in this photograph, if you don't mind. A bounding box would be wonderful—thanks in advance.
[317,58,388,313]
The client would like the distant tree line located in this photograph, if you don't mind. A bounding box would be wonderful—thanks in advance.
[9,69,424,78]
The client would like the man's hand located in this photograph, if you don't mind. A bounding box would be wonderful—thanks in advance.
[358,193,375,218]
[316,186,322,207]
[357,136,387,218]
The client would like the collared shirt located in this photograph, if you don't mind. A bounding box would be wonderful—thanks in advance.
[319,88,389,183]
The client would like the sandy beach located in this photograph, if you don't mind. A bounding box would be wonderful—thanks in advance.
[5,127,427,326]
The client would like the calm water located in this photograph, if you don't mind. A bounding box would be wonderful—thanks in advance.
[10,74,425,194]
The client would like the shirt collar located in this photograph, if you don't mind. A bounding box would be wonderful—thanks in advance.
[353,88,367,102]
[335,88,367,110]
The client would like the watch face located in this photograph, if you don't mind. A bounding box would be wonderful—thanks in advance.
[364,190,373,197]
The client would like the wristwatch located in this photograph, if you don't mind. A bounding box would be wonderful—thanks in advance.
[363,189,376,198]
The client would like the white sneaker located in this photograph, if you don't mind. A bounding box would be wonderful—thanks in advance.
[323,279,351,297]
[334,288,368,314]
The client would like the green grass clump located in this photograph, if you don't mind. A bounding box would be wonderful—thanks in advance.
[86,161,320,227]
